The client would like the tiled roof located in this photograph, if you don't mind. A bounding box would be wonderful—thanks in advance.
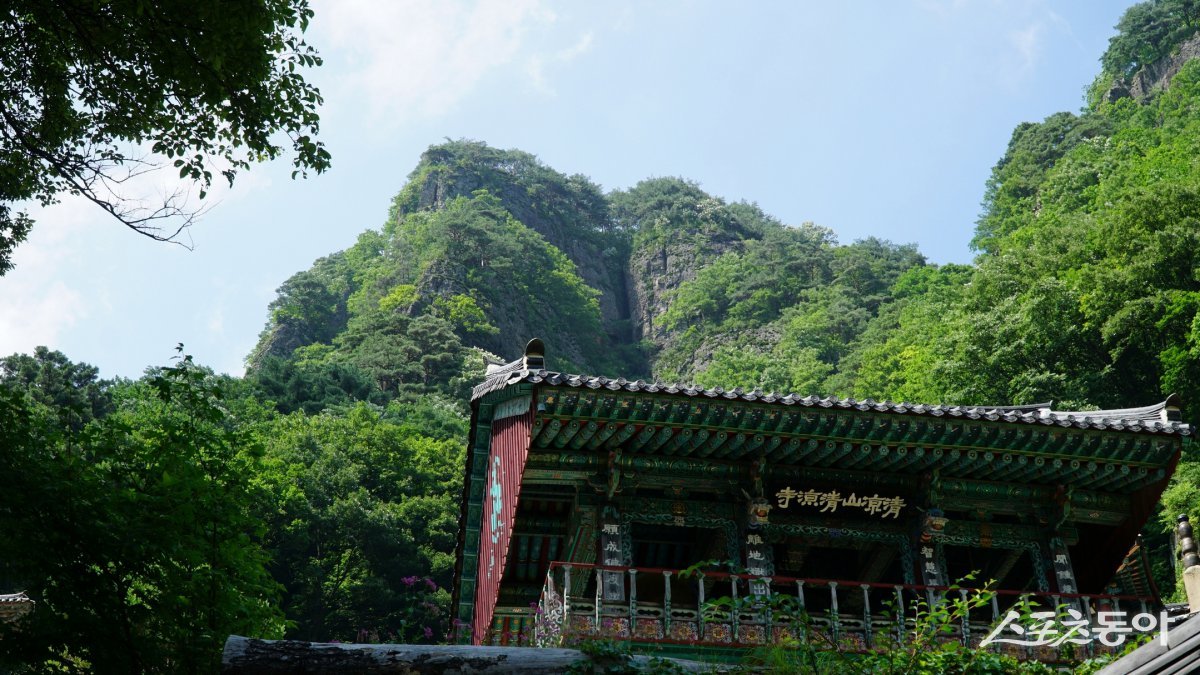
[0,591,34,622]
[473,366,1191,436]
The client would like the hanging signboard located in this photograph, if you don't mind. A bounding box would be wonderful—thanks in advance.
[600,506,625,601]
[772,486,906,519]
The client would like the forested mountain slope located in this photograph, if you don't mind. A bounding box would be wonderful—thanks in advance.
[250,12,1200,423]
[846,14,1200,420]
[247,141,925,409]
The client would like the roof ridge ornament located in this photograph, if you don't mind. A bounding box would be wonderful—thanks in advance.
[523,338,545,371]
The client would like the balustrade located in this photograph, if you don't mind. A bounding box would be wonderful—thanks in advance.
[532,561,1158,662]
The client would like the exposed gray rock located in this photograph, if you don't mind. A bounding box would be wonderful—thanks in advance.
[626,231,745,373]
[1109,33,1200,102]
[411,163,631,341]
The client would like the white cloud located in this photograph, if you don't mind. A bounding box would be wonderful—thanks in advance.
[0,198,93,356]
[207,306,225,336]
[0,145,273,368]
[312,0,583,126]
[527,32,593,95]
[0,280,88,356]
[315,0,547,120]
[1009,21,1044,74]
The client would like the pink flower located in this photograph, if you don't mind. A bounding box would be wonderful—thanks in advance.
[402,575,419,587]
[424,578,438,592]
[424,626,434,639]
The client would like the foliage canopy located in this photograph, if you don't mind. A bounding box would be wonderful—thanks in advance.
[0,0,329,274]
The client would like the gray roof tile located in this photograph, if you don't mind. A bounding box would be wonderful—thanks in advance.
[472,364,1192,436]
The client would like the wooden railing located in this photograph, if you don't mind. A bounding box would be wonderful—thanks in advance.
[532,561,1159,661]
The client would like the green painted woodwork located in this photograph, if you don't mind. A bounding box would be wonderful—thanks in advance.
[560,393,579,416]
[522,469,589,484]
[569,421,600,450]
[761,434,784,456]
[874,445,906,470]
[537,418,562,446]
[554,420,582,448]
[768,437,803,462]
[587,422,620,449]
[617,497,740,563]
[715,432,747,458]
[698,431,728,457]
[743,434,766,455]
[664,427,693,455]
[513,515,570,534]
[525,452,745,482]
[941,519,1078,548]
[630,425,658,452]
[649,425,676,452]
[605,423,638,449]
[522,443,1134,529]
[799,438,826,463]
[530,387,1182,480]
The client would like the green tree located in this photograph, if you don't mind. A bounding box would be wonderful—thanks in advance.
[0,351,285,672]
[973,112,1111,253]
[248,355,383,414]
[0,0,330,274]
[253,402,466,641]
[1102,0,1200,79]
[0,346,113,431]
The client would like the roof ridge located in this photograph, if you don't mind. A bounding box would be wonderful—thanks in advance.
[474,369,1191,435]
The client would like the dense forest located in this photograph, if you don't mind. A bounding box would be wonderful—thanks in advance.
[8,0,1200,670]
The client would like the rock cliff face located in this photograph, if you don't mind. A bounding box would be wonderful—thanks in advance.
[404,145,632,341]
[625,230,744,367]
[388,148,786,377]
[248,252,354,369]
[1105,33,1200,101]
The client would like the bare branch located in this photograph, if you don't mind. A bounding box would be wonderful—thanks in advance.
[0,106,204,245]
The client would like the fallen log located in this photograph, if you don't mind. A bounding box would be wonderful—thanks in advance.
[221,635,725,673]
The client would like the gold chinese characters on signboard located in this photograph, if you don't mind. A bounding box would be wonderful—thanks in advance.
[775,488,905,519]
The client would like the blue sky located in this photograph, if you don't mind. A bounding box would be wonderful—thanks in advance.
[0,0,1135,379]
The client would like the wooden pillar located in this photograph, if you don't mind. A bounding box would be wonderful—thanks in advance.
[918,508,948,591]
[1047,536,1079,596]
[916,471,947,599]
[744,528,773,596]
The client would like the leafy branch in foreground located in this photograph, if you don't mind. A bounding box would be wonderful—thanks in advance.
[0,0,331,273]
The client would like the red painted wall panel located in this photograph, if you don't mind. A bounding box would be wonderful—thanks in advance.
[472,409,534,644]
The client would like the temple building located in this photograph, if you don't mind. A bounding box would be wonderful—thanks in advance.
[451,340,1191,661]
[0,592,33,624]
